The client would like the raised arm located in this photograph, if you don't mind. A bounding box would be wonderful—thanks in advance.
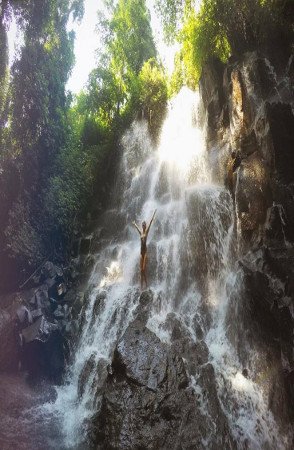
[146,209,157,235]
[132,220,141,235]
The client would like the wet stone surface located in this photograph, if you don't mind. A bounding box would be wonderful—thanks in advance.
[0,260,85,382]
[93,292,235,450]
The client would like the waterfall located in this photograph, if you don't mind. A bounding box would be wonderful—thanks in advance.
[48,87,291,449]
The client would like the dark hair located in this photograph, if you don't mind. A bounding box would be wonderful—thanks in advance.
[142,221,146,228]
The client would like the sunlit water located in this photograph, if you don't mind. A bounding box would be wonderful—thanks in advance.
[42,87,291,449]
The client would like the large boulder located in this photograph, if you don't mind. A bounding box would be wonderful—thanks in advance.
[93,315,235,449]
[0,259,79,381]
[235,152,271,241]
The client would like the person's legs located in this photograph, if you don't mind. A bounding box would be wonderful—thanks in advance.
[140,254,144,289]
[143,253,147,288]
[140,252,148,289]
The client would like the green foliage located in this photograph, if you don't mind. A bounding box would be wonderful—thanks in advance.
[44,139,104,238]
[92,0,157,124]
[179,4,231,89]
[136,59,168,138]
[43,101,110,242]
[158,0,293,89]
[154,0,187,44]
[100,0,156,75]
[0,1,12,147]
[87,65,125,126]
[0,0,84,275]
[0,0,167,285]
[5,198,46,266]
[110,0,156,74]
[9,1,76,183]
[169,52,185,95]
[0,14,8,122]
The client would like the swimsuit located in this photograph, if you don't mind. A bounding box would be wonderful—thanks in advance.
[141,234,147,256]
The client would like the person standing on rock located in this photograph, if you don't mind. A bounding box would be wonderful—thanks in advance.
[132,210,156,290]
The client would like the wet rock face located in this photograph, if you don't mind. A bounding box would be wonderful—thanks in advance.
[266,102,294,184]
[93,306,235,450]
[200,57,226,143]
[200,51,294,248]
[200,51,294,425]
[236,247,294,423]
[235,152,270,239]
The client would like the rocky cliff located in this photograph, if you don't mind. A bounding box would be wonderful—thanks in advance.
[1,50,294,450]
[88,51,294,448]
[199,51,294,421]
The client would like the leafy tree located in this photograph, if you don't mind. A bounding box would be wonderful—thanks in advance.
[0,0,28,145]
[100,0,156,74]
[154,0,187,44]
[9,1,75,184]
[179,3,231,88]
[92,0,157,122]
[87,64,125,125]
[136,58,168,138]
[0,0,84,277]
[156,0,293,88]
[0,0,168,288]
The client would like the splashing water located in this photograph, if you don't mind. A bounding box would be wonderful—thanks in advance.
[48,87,291,449]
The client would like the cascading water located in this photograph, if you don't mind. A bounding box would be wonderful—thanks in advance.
[49,87,291,449]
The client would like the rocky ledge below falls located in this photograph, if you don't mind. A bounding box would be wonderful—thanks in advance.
[0,260,85,382]
[92,290,235,450]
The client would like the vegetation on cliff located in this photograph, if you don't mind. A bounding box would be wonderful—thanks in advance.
[0,0,168,289]
[0,0,292,289]
[157,0,294,90]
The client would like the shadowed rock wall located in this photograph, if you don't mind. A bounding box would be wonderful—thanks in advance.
[199,51,294,420]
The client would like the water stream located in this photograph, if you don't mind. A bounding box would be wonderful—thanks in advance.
[48,87,291,449]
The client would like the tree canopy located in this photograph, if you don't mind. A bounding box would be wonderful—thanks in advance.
[156,0,294,90]
[1,0,290,289]
[0,0,167,289]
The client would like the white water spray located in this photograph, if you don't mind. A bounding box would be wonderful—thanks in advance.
[48,87,291,449]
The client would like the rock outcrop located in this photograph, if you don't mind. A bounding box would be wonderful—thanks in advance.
[93,291,235,450]
[0,260,83,381]
[199,51,294,422]
[77,52,294,448]
[200,52,294,247]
